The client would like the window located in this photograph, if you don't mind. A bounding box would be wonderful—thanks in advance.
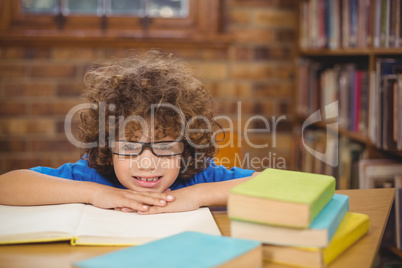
[0,0,226,47]
[21,0,188,18]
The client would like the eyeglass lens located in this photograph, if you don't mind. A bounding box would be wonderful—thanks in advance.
[111,140,184,156]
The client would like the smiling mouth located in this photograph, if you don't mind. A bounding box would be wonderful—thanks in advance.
[134,176,162,182]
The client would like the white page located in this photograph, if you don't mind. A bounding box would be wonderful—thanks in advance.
[74,205,221,245]
[0,203,85,242]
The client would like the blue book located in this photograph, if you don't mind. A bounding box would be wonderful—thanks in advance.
[74,232,262,268]
[231,194,349,248]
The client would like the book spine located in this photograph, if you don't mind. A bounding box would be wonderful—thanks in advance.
[395,0,401,47]
[357,0,366,47]
[298,59,308,115]
[311,0,318,47]
[368,71,377,143]
[399,0,402,46]
[380,0,389,47]
[318,0,326,48]
[398,76,402,150]
[349,69,357,131]
[300,2,309,49]
[367,0,374,47]
[358,71,369,135]
[389,0,397,47]
[349,0,358,47]
[374,0,382,47]
[334,0,341,48]
[382,75,398,150]
[342,0,350,48]
[354,71,362,132]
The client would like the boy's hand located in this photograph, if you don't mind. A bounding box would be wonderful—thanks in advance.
[136,175,258,215]
[137,185,202,215]
[89,185,175,212]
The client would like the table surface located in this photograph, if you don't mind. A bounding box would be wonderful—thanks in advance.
[0,188,395,268]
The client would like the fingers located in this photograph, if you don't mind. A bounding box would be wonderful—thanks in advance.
[106,190,176,213]
[138,205,166,215]
[118,191,175,212]
[142,191,175,204]
[130,192,174,206]
[121,207,136,213]
[115,207,143,213]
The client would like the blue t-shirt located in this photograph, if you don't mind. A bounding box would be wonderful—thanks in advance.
[30,159,255,190]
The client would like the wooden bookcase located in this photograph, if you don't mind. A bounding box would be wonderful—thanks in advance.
[293,0,402,256]
[293,0,402,183]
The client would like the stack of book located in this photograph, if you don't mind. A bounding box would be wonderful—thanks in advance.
[228,168,370,268]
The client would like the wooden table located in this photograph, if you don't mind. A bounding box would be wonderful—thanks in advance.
[0,188,395,268]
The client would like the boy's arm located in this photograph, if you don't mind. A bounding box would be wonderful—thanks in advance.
[0,169,173,211]
[196,172,261,207]
[139,172,260,214]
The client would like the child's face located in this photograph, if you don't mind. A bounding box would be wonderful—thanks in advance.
[111,129,182,193]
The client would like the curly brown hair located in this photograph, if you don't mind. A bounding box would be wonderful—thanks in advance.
[79,50,220,182]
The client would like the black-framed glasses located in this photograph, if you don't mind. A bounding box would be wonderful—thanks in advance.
[109,140,185,157]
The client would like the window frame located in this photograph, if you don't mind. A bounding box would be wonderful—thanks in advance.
[0,0,229,48]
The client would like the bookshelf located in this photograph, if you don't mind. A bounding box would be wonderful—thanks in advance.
[293,0,402,257]
[293,0,402,183]
[299,48,402,56]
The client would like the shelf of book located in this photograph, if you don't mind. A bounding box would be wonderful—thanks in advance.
[295,57,402,162]
[294,0,402,256]
[298,0,402,50]
[294,0,402,174]
[295,117,372,145]
[295,117,402,162]
[299,48,402,56]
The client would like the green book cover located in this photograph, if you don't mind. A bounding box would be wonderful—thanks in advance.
[230,168,335,223]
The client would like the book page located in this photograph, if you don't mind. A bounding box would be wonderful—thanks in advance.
[74,205,221,245]
[0,203,85,244]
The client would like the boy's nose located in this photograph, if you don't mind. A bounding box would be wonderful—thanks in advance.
[136,148,157,170]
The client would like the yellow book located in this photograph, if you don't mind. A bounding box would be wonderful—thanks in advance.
[263,212,370,268]
[0,204,221,246]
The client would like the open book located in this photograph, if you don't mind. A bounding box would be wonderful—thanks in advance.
[0,204,221,246]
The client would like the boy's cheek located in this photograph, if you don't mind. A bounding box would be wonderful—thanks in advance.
[159,157,181,170]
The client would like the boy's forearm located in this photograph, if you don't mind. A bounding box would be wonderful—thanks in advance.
[197,172,260,207]
[0,169,98,206]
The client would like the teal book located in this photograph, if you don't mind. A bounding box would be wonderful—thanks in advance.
[228,168,336,228]
[74,232,262,268]
[231,194,349,247]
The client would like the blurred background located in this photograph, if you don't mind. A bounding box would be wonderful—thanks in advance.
[0,0,297,174]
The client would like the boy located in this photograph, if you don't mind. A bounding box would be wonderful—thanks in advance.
[0,50,258,214]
